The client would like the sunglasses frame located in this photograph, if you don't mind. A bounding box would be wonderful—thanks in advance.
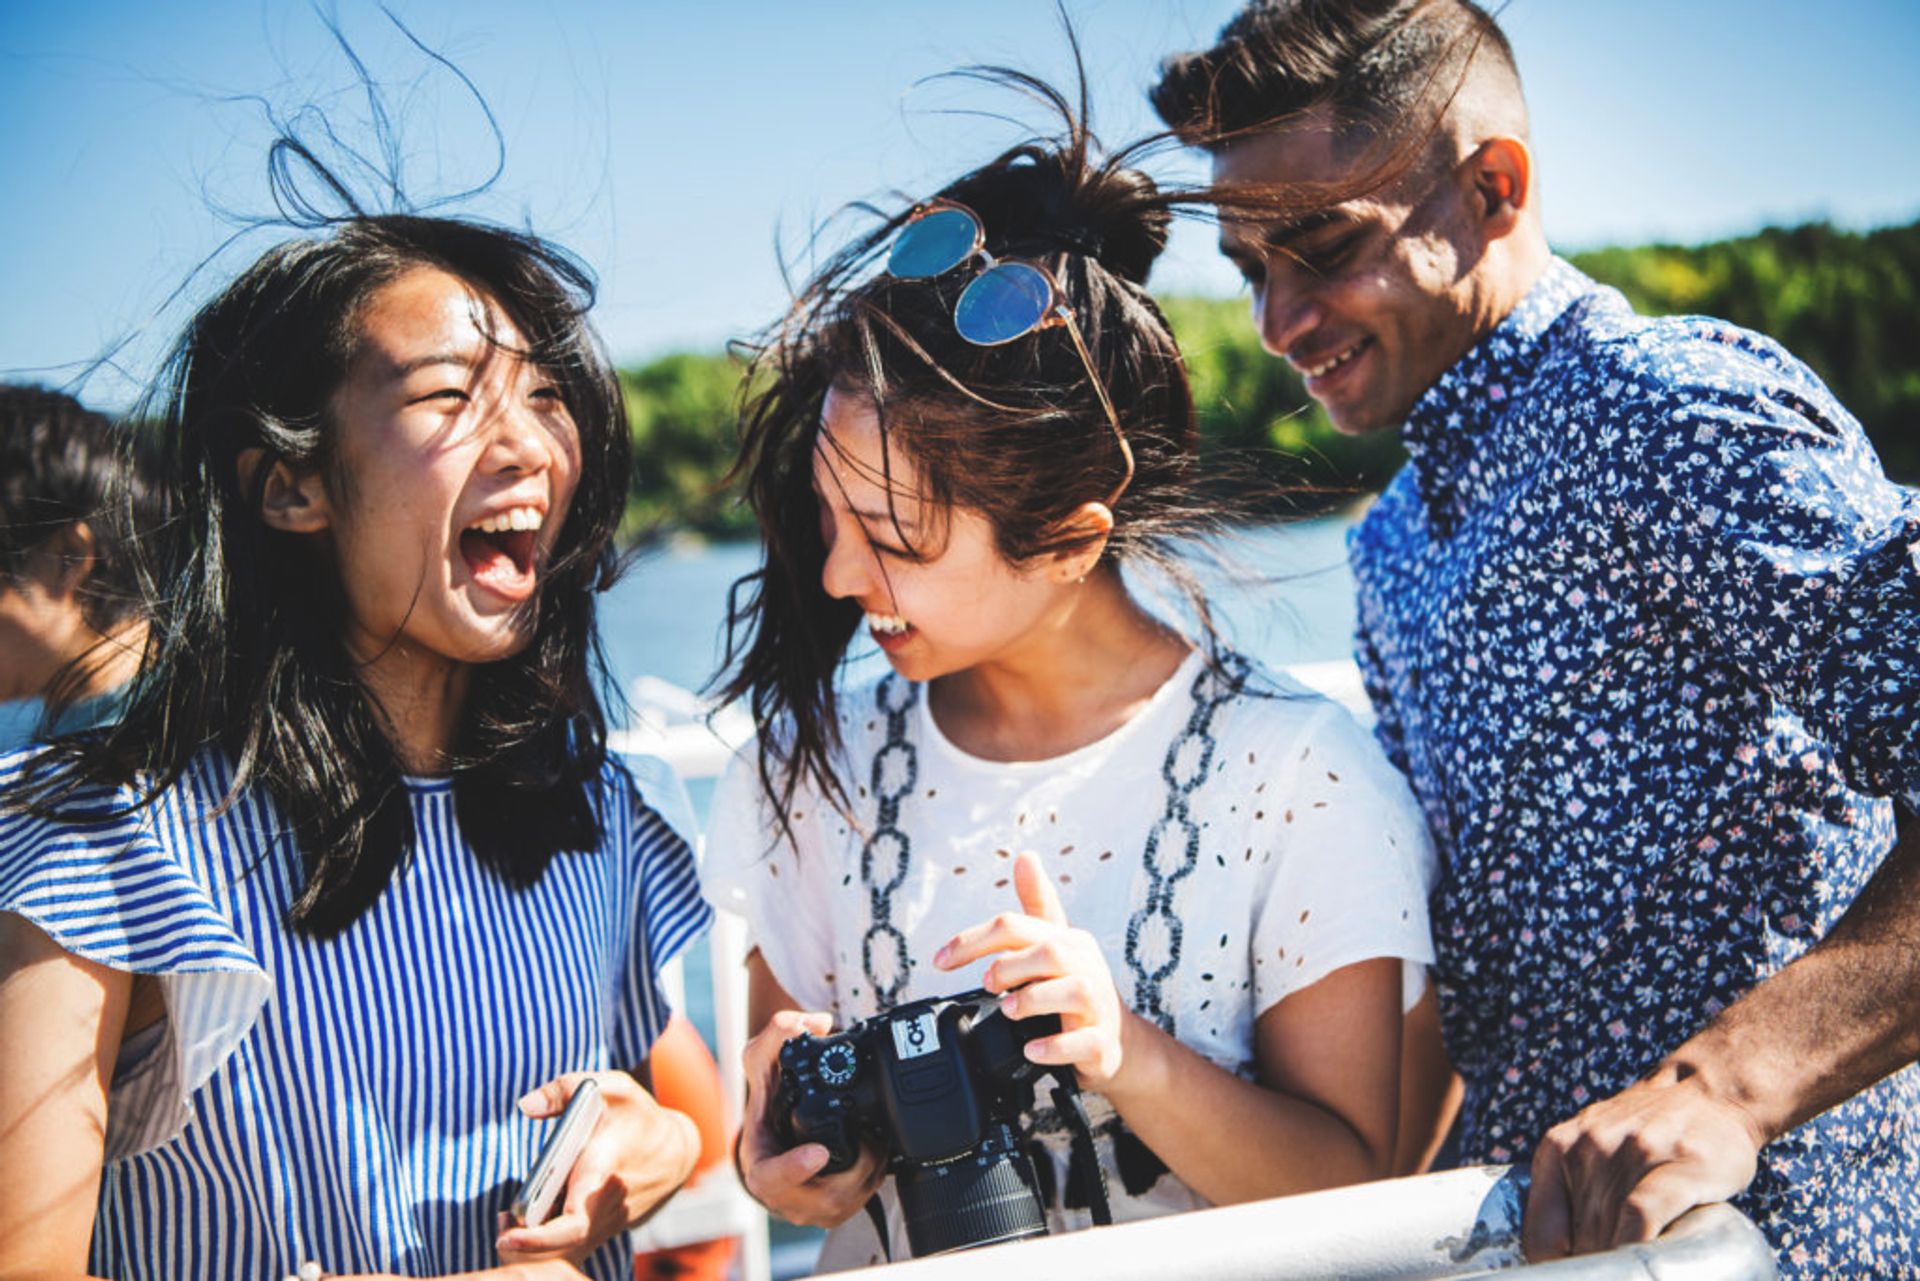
[888,199,1136,507]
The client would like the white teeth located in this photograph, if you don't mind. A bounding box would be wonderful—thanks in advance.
[866,612,911,636]
[1301,342,1365,379]
[470,506,544,534]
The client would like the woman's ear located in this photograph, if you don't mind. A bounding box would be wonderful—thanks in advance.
[43,521,99,599]
[239,448,332,535]
[1047,502,1116,583]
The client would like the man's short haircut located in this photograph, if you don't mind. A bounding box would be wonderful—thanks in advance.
[1151,0,1520,156]
[0,384,160,630]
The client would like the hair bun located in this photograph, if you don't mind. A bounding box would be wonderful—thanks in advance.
[944,147,1171,288]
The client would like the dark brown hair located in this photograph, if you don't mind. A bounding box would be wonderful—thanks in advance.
[0,384,161,637]
[18,215,633,938]
[717,71,1239,827]
[1151,0,1519,219]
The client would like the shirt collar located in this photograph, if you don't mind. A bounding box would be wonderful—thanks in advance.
[1400,256,1595,533]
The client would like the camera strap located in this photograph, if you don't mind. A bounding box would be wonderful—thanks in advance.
[864,1194,893,1262]
[1050,1073,1113,1227]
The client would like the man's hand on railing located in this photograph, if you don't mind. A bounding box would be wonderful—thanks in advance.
[1522,1063,1764,1259]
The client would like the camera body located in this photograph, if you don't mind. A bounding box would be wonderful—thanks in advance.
[772,990,1060,1256]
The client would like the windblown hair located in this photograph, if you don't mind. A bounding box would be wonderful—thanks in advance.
[16,214,632,938]
[1152,0,1519,217]
[0,384,161,634]
[718,68,1241,829]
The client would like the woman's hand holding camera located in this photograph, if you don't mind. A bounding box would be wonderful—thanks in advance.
[739,1009,887,1227]
[936,852,1133,1092]
[494,1070,699,1265]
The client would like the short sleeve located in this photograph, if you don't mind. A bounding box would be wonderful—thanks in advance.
[1251,706,1438,1017]
[609,754,712,1069]
[0,752,271,1161]
[1610,348,1920,813]
[699,744,837,1014]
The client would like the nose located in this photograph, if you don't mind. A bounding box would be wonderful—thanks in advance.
[482,384,563,478]
[818,507,877,604]
[1254,275,1324,361]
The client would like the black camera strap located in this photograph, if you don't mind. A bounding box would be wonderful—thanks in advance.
[1050,1071,1113,1227]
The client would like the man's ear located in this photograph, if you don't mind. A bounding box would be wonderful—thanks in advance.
[1465,136,1532,237]
[1046,502,1116,583]
[239,447,332,535]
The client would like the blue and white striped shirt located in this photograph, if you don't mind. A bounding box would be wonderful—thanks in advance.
[0,747,711,1280]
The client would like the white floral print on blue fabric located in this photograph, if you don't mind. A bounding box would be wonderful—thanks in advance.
[1351,258,1920,1277]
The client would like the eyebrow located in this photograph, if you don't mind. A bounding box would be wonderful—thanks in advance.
[1221,209,1356,257]
[391,351,481,378]
[849,508,920,532]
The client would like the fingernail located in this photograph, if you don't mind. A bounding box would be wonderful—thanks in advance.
[933,944,951,967]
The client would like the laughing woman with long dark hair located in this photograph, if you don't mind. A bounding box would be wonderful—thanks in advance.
[0,214,709,1279]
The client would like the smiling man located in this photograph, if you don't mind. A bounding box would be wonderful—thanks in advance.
[1154,2,1920,1274]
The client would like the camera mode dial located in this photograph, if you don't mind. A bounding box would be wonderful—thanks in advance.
[819,1041,859,1087]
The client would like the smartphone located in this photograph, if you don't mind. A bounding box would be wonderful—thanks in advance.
[509,1077,605,1226]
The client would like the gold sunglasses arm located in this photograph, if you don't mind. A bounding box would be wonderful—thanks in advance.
[1053,306,1136,508]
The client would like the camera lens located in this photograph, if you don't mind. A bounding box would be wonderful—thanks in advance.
[894,1122,1048,1256]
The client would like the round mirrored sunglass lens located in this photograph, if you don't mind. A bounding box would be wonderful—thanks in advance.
[888,208,979,279]
[953,263,1053,346]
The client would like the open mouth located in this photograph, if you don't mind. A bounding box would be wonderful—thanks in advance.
[867,610,915,649]
[459,505,544,601]
[1297,337,1371,387]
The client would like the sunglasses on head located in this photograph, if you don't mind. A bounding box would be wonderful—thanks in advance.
[885,199,1135,506]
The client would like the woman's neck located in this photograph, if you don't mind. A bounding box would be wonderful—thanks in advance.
[928,572,1192,763]
[59,617,147,706]
[349,640,471,776]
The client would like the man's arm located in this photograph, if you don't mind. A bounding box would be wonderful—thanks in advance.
[1525,807,1920,1257]
[1525,351,1920,1258]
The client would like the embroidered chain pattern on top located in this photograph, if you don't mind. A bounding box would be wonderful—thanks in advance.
[860,675,920,1010]
[1124,651,1249,1037]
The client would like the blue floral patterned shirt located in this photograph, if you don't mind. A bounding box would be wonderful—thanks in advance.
[1350,258,1920,1275]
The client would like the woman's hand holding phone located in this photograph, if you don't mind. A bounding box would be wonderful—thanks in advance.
[494,1069,700,1265]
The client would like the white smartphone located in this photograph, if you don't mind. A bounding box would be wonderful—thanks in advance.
[509,1077,605,1226]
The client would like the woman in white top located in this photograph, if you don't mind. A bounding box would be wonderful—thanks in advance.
[703,97,1446,1269]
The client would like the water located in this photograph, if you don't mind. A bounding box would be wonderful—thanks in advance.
[597,517,1360,706]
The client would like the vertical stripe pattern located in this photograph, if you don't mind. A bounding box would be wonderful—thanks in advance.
[0,746,711,1280]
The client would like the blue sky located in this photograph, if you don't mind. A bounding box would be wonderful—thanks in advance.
[4,1,1917,407]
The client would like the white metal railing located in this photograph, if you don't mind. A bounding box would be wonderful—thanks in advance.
[825,1165,1776,1281]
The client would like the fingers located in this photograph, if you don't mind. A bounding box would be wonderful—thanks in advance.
[937,854,1074,973]
[977,936,1097,994]
[743,1009,834,1078]
[743,1139,831,1200]
[517,1071,596,1120]
[1023,1025,1107,1069]
[740,1010,836,1172]
[741,1133,886,1228]
[497,1205,589,1261]
[935,911,1050,973]
[1000,974,1092,1022]
[1523,1134,1573,1261]
[1013,851,1068,925]
[1523,1077,1762,1261]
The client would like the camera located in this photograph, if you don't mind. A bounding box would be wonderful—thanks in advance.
[771,989,1063,1257]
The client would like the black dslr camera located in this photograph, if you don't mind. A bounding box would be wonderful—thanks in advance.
[771,990,1067,1257]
